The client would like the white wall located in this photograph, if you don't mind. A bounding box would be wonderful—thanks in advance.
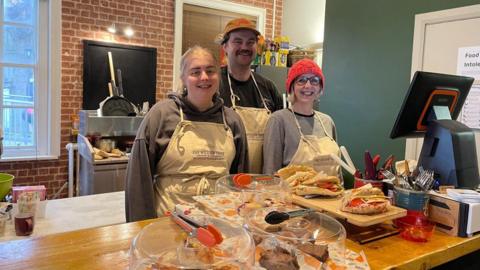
[281,0,326,48]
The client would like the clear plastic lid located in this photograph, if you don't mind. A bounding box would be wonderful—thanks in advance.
[215,174,288,193]
[245,207,346,268]
[129,216,255,270]
[214,174,292,217]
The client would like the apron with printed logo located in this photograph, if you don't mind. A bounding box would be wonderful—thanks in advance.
[227,72,270,174]
[288,110,341,176]
[153,107,235,215]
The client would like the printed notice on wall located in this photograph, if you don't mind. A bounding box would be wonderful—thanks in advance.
[457,46,480,129]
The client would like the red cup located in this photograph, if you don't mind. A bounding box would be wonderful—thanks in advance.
[15,213,35,236]
[354,177,384,189]
[394,215,435,242]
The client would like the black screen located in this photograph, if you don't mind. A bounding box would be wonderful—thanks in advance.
[390,71,474,139]
[83,40,157,110]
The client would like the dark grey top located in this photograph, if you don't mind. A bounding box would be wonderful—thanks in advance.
[219,66,284,112]
[125,92,249,222]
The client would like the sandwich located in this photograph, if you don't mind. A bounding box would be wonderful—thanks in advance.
[295,174,344,197]
[277,165,316,181]
[341,184,389,215]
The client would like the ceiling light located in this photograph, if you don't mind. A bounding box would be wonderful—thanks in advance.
[124,27,134,37]
[107,24,116,34]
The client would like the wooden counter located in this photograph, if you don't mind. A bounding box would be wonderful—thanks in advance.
[0,217,479,270]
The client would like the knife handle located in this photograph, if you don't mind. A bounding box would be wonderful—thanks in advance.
[364,151,375,180]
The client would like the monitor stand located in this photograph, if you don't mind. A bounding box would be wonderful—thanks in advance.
[418,106,480,189]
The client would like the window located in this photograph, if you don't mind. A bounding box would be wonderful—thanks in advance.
[0,0,60,160]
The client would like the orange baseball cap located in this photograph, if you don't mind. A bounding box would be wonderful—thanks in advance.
[215,18,260,44]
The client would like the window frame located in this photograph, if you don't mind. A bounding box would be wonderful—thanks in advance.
[0,0,61,161]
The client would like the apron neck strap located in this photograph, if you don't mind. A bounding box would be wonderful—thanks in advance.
[289,109,334,141]
[289,108,306,140]
[313,112,334,140]
[227,72,240,107]
[227,71,271,113]
[221,107,229,130]
[179,106,185,122]
[179,102,229,131]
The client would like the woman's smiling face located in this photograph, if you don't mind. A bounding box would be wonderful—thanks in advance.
[182,52,219,102]
[292,73,322,105]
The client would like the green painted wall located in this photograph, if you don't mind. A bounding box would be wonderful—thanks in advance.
[321,0,480,187]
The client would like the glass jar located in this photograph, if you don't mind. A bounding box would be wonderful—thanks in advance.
[129,216,255,269]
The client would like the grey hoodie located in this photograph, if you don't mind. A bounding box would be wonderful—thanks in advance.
[125,92,248,222]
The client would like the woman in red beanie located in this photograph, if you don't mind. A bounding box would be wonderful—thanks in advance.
[263,58,341,177]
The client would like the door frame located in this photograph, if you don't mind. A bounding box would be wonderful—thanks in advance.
[173,0,266,89]
[406,4,480,160]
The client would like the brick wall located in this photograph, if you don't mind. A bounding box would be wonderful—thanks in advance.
[1,0,283,199]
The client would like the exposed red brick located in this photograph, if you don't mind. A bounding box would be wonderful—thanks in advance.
[3,0,281,199]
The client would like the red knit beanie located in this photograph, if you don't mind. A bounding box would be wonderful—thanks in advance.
[286,58,325,94]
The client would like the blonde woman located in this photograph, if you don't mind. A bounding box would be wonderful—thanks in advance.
[263,59,340,176]
[126,46,248,222]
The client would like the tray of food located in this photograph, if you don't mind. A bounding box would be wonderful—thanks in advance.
[292,184,407,227]
[277,165,406,227]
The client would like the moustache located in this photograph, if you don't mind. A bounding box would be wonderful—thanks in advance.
[236,50,253,56]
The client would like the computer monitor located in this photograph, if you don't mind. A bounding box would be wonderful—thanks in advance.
[390,71,479,188]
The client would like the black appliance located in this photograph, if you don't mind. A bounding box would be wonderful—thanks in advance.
[390,71,478,189]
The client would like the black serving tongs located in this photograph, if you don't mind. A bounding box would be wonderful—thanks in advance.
[264,209,315,225]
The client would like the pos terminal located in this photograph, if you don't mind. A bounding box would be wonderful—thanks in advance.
[390,71,479,189]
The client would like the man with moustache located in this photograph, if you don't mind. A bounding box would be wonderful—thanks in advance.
[216,18,283,173]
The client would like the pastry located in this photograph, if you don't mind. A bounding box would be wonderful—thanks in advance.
[259,246,300,270]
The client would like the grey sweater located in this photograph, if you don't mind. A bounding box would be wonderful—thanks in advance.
[125,92,249,222]
[263,109,337,174]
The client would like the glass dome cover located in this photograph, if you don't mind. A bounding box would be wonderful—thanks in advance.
[129,216,255,269]
[245,207,347,269]
[214,174,292,217]
[215,173,289,193]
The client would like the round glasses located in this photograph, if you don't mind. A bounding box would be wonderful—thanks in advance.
[295,76,321,86]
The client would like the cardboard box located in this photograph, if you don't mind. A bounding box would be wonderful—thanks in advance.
[12,185,47,203]
[428,192,480,237]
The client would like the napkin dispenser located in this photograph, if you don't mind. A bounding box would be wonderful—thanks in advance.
[428,191,480,237]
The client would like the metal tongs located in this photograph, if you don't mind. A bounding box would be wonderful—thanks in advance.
[170,211,223,247]
[0,204,13,218]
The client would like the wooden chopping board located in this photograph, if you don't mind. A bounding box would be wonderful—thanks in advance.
[292,194,407,227]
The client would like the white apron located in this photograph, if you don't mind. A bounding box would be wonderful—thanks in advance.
[288,110,341,176]
[153,107,236,215]
[227,72,271,174]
